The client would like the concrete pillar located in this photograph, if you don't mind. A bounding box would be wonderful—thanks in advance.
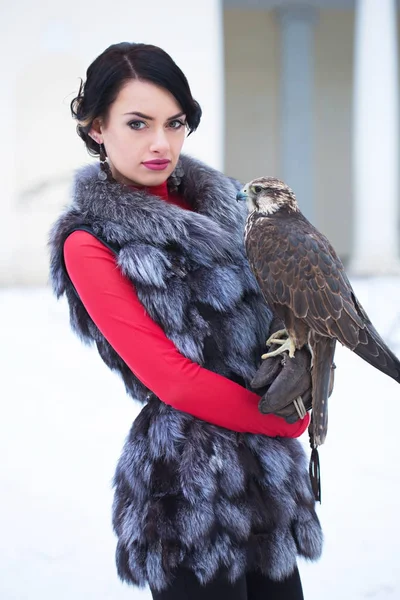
[350,0,400,274]
[276,6,318,222]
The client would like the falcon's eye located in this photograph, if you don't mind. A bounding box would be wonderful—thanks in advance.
[253,185,262,194]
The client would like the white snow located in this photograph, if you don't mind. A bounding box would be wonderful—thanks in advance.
[1,278,400,600]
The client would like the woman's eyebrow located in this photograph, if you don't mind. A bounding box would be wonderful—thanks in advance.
[123,111,186,120]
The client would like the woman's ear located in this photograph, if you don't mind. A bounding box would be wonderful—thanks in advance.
[88,118,103,145]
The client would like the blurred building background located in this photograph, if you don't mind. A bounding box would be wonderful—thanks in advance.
[225,0,399,274]
[1,0,400,286]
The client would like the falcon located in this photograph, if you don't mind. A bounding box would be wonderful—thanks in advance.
[237,177,400,447]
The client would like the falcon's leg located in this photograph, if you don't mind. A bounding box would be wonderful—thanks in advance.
[262,333,296,359]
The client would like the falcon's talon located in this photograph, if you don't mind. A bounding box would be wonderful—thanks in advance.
[266,328,288,346]
[261,337,296,359]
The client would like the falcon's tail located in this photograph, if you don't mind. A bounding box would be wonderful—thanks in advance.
[353,323,400,383]
[310,335,336,447]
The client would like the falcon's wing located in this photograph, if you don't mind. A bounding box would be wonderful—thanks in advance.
[245,213,368,350]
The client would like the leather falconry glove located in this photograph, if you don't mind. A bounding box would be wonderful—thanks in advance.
[250,318,335,424]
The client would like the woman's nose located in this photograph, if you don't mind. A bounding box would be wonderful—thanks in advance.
[149,128,170,153]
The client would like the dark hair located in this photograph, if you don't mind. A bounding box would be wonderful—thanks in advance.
[70,42,202,156]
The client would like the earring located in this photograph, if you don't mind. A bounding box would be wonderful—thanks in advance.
[167,158,184,193]
[98,143,114,183]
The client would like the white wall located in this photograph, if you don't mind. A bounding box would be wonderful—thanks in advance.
[1,0,224,285]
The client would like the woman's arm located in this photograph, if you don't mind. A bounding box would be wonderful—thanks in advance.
[63,231,309,437]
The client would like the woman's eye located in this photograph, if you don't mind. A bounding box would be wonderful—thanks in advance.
[128,120,146,130]
[169,119,185,129]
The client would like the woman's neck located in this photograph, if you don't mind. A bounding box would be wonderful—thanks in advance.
[126,180,191,212]
[128,180,169,202]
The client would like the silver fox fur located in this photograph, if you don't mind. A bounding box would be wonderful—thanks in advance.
[48,154,323,592]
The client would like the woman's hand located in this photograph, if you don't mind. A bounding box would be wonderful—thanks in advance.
[250,343,335,424]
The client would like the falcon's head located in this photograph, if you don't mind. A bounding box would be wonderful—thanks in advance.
[237,177,299,215]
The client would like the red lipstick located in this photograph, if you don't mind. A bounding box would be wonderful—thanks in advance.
[142,159,171,171]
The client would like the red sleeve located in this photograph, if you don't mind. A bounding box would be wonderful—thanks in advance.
[63,230,309,437]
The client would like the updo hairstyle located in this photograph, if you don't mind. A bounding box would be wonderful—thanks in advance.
[70,42,202,156]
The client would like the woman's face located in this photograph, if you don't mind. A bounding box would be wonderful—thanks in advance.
[90,79,187,187]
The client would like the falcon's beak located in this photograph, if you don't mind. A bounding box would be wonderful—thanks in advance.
[236,188,248,202]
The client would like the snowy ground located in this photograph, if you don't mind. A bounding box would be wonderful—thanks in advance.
[1,278,400,600]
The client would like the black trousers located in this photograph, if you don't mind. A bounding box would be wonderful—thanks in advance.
[150,566,304,600]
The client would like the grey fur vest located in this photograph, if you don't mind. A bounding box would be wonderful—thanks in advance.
[49,154,322,592]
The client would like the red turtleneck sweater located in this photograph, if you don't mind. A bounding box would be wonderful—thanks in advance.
[63,181,309,437]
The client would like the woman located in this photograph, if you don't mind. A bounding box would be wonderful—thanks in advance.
[49,42,323,600]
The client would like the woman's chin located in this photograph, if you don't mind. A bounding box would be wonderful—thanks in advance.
[125,168,172,187]
[143,173,170,186]
[114,173,166,188]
